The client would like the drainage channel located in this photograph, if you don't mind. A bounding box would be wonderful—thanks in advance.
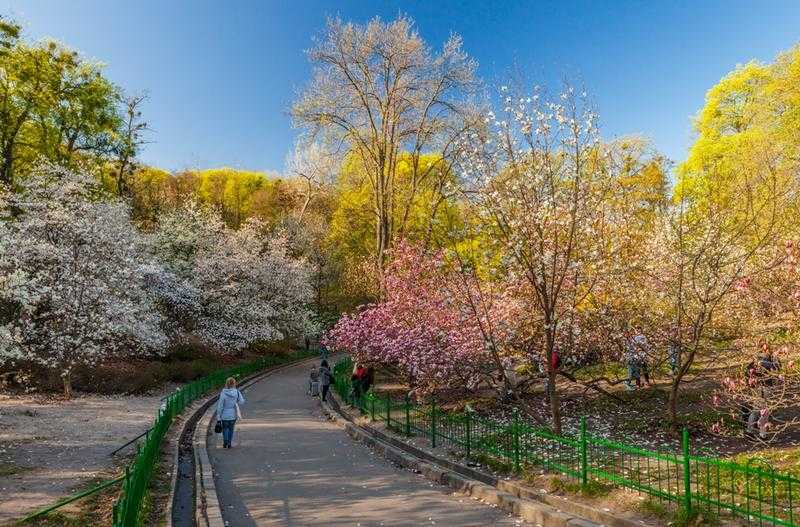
[171,394,217,527]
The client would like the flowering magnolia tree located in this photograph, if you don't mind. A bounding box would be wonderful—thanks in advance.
[0,164,166,397]
[646,158,791,426]
[708,240,800,440]
[453,83,621,433]
[150,203,318,351]
[323,241,493,393]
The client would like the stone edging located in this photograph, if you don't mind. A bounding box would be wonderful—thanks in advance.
[323,393,654,527]
[189,356,320,527]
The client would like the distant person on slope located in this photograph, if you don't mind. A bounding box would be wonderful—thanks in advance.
[216,377,245,449]
[319,360,333,403]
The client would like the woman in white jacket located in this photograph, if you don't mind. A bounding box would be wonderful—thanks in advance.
[217,377,245,448]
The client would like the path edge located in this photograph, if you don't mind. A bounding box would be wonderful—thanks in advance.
[190,355,321,527]
[322,393,654,527]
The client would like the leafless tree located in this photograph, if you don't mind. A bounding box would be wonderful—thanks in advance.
[292,16,479,284]
[114,93,149,197]
[286,140,338,221]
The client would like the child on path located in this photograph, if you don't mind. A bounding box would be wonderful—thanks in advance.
[319,360,333,402]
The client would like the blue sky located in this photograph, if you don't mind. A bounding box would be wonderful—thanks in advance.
[5,1,800,173]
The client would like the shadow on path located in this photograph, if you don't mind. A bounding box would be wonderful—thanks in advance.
[209,361,525,527]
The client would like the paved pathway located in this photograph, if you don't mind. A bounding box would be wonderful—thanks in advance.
[209,360,526,526]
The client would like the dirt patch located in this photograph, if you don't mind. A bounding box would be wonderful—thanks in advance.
[0,390,172,524]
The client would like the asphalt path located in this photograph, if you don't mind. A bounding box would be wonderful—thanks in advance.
[209,359,526,527]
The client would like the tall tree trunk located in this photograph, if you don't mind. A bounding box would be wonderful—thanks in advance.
[1,144,14,186]
[668,379,680,425]
[62,370,73,400]
[375,203,392,296]
[548,369,561,434]
[545,324,562,434]
[668,347,694,427]
[116,157,129,197]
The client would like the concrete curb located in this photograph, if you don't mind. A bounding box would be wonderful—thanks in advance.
[322,395,653,527]
[190,356,321,527]
[194,400,223,527]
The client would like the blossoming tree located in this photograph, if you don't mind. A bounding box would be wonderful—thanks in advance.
[454,83,619,433]
[324,241,492,393]
[150,203,318,351]
[0,164,166,397]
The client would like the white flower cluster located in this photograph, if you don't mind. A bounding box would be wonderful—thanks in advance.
[0,164,318,390]
[0,164,166,384]
[149,204,317,351]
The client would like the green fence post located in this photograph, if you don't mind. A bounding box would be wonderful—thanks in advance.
[431,400,437,448]
[370,393,375,421]
[512,408,520,473]
[580,416,588,486]
[682,427,692,514]
[404,394,411,436]
[123,465,131,525]
[386,392,391,428]
[465,408,471,459]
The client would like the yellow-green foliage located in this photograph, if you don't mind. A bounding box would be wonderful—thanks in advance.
[194,167,293,227]
[677,46,800,218]
[126,166,303,229]
[327,151,467,291]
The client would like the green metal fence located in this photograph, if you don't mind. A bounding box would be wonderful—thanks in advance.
[333,357,800,526]
[111,351,314,527]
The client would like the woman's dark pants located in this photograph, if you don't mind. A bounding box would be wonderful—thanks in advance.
[221,419,236,448]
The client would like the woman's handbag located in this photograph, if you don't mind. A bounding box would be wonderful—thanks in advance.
[214,420,222,434]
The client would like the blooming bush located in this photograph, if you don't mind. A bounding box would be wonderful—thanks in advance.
[149,204,318,351]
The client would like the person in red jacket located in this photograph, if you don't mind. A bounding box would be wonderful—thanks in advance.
[351,364,367,402]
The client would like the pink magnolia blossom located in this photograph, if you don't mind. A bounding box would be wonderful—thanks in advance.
[323,241,491,392]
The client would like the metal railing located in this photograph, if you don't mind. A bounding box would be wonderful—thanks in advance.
[333,357,799,526]
[109,350,315,527]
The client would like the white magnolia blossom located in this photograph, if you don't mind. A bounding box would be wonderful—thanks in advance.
[150,205,317,350]
[0,164,166,394]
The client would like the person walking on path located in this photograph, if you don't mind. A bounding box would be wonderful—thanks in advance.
[319,360,333,402]
[216,377,245,449]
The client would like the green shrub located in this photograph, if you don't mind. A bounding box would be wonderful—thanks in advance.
[636,498,671,519]
[546,476,611,497]
[163,358,219,383]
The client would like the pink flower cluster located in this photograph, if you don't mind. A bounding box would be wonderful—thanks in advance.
[323,241,490,392]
